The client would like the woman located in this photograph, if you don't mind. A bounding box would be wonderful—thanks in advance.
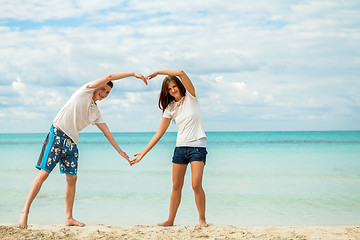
[131,69,208,227]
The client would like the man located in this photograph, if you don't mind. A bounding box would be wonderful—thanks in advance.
[19,72,146,229]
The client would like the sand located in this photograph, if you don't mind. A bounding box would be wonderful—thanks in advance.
[1,224,360,240]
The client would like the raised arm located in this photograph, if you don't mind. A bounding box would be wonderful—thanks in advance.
[96,122,131,165]
[87,72,146,89]
[146,69,196,97]
[131,117,171,165]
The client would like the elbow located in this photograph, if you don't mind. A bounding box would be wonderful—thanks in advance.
[178,70,185,76]
[106,74,113,81]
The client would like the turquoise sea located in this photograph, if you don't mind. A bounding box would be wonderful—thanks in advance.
[1,131,360,226]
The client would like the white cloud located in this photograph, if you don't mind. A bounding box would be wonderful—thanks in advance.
[12,77,27,95]
[13,110,44,120]
[0,0,359,132]
[1,108,46,120]
[0,0,122,21]
[35,90,64,107]
[349,88,360,106]
[232,82,246,91]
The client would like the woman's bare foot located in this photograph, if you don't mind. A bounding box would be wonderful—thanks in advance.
[198,219,208,227]
[19,212,29,229]
[157,220,174,226]
[65,218,85,227]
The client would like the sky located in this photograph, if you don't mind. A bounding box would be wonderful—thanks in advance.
[0,0,359,133]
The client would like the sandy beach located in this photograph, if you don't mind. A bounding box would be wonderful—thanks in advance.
[1,224,360,240]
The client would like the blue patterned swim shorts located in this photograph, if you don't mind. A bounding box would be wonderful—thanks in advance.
[36,125,79,175]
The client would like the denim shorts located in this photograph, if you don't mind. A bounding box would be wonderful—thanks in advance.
[172,147,207,165]
[36,125,79,175]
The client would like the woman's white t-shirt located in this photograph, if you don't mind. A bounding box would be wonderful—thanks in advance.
[53,83,104,143]
[163,91,206,147]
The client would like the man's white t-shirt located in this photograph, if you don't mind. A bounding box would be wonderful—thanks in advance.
[53,83,104,143]
[163,91,206,147]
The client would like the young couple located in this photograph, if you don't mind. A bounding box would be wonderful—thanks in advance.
[19,69,208,229]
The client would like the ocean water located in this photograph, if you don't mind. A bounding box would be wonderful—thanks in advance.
[1,131,360,226]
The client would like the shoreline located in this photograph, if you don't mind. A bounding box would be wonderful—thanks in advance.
[1,224,360,240]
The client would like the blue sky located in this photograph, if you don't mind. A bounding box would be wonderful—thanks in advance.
[0,0,359,133]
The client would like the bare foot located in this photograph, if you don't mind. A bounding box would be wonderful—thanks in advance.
[198,220,208,227]
[157,220,174,226]
[65,218,85,227]
[19,212,29,229]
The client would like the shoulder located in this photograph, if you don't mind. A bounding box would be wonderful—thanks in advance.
[75,82,95,95]
[83,82,96,91]
[69,83,94,101]
[185,90,197,100]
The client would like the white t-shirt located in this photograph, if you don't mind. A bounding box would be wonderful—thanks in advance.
[53,82,104,143]
[163,91,206,147]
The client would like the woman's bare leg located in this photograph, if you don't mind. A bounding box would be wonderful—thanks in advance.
[190,161,207,227]
[158,163,187,226]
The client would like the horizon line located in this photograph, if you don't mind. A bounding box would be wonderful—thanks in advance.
[1,129,360,134]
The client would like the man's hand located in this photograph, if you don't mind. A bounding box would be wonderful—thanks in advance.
[134,72,147,85]
[119,151,132,165]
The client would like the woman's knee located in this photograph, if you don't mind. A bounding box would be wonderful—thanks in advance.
[192,182,203,193]
[172,182,184,192]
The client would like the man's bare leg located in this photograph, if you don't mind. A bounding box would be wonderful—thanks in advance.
[65,174,84,227]
[19,170,50,229]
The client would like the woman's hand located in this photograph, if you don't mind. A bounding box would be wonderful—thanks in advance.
[131,151,146,165]
[145,71,158,81]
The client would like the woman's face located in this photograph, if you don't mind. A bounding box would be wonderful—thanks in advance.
[93,85,112,102]
[167,81,181,101]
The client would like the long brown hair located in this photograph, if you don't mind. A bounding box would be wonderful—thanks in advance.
[158,76,186,112]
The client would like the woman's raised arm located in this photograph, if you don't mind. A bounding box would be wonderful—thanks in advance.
[146,69,195,97]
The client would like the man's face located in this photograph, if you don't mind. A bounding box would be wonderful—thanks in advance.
[93,85,112,101]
